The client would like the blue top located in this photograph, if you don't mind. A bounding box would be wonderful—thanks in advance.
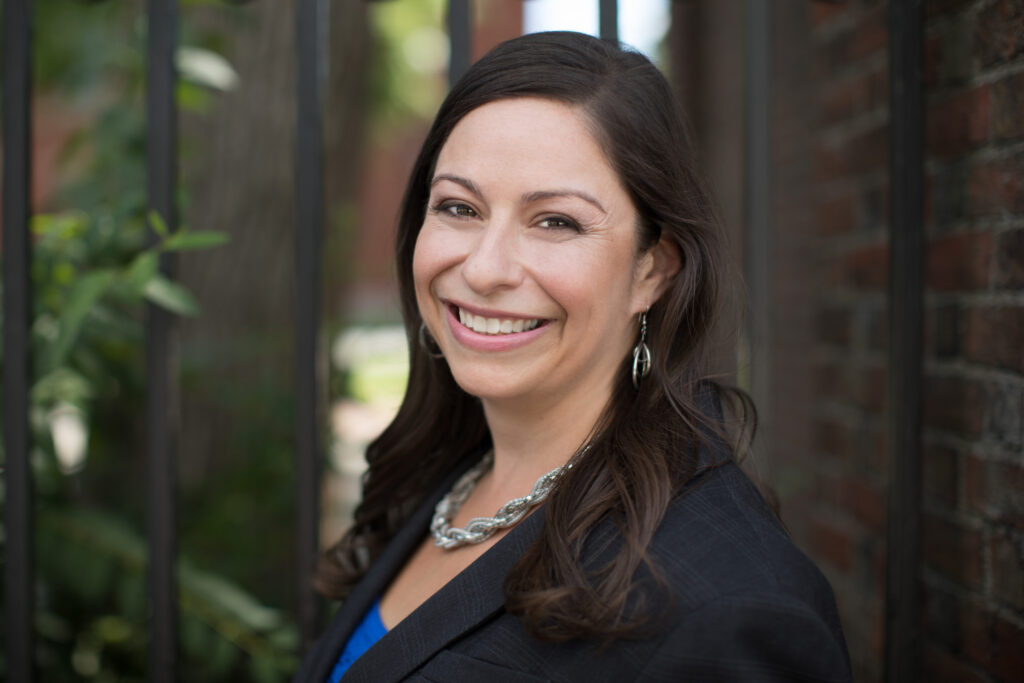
[326,598,388,683]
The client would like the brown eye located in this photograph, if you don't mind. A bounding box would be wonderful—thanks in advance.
[442,202,477,218]
[539,215,581,231]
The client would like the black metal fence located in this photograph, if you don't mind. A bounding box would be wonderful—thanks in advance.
[1,1,923,680]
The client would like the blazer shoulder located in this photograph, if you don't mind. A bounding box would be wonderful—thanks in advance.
[652,460,830,602]
[641,460,851,676]
[638,587,853,682]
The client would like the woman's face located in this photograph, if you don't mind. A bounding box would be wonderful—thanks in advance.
[413,97,666,411]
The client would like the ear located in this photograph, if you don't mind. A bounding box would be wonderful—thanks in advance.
[632,234,682,313]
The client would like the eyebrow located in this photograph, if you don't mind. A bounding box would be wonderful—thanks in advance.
[430,174,481,196]
[522,189,606,215]
[430,174,607,215]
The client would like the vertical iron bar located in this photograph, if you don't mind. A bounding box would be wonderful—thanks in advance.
[744,0,772,430]
[2,0,35,680]
[599,0,618,43]
[885,1,924,681]
[448,0,471,87]
[146,0,179,680]
[295,0,325,653]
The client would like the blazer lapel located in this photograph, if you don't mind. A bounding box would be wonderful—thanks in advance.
[296,452,484,683]
[344,509,544,682]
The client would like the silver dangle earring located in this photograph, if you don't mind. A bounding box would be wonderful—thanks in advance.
[419,322,445,359]
[632,310,651,389]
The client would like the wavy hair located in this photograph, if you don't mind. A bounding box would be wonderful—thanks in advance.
[316,31,755,641]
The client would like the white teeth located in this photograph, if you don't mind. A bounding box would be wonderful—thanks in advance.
[457,307,541,336]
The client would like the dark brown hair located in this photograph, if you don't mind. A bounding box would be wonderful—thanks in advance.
[316,31,754,641]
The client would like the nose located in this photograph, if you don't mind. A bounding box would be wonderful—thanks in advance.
[461,217,523,295]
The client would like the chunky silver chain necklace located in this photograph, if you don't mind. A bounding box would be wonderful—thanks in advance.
[431,450,571,550]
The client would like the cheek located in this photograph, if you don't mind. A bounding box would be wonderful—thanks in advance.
[412,226,445,288]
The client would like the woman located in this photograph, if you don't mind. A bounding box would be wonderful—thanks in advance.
[296,32,851,682]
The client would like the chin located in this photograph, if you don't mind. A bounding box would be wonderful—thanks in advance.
[447,365,538,404]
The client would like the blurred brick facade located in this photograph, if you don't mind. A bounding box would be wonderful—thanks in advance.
[674,1,1023,680]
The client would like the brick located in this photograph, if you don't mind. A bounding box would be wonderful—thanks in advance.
[926,0,975,18]
[994,228,1024,289]
[964,306,1024,372]
[924,375,988,436]
[838,477,885,532]
[960,601,992,669]
[923,584,961,651]
[927,303,961,358]
[818,6,888,74]
[848,5,888,61]
[815,192,856,236]
[855,364,887,412]
[859,183,888,231]
[840,242,888,290]
[968,152,1024,216]
[813,417,853,460]
[923,513,985,589]
[865,305,888,353]
[966,456,1024,528]
[813,361,847,402]
[923,442,959,508]
[926,231,993,292]
[922,643,988,683]
[811,1,849,27]
[984,383,1024,450]
[820,68,888,125]
[930,161,968,230]
[934,14,975,86]
[816,306,853,346]
[815,125,888,181]
[810,519,855,572]
[990,611,1024,681]
[993,71,1024,142]
[976,0,1024,67]
[927,85,992,158]
[960,601,1024,681]
[925,33,941,89]
[991,531,1024,609]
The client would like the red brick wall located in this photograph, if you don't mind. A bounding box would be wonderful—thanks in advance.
[674,1,1024,680]
[920,1,1024,680]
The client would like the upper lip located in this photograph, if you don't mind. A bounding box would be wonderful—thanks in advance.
[444,299,546,321]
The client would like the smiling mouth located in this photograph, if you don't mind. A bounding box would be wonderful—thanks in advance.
[453,305,544,335]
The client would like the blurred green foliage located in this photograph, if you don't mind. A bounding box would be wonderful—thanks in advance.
[0,0,298,680]
[367,0,447,139]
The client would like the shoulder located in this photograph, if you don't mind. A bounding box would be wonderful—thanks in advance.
[636,460,852,681]
[651,460,824,602]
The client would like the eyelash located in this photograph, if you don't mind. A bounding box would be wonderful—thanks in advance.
[538,215,581,232]
[430,201,582,232]
[432,201,478,219]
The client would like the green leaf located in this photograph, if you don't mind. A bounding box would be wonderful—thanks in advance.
[207,633,240,678]
[180,566,281,632]
[122,251,159,293]
[148,210,170,238]
[144,276,200,316]
[45,269,118,370]
[162,230,229,252]
[32,367,94,406]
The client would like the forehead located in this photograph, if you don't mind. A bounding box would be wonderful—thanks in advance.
[434,97,627,199]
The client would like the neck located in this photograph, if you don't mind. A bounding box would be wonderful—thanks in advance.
[479,377,612,494]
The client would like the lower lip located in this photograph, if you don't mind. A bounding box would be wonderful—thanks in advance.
[445,305,550,352]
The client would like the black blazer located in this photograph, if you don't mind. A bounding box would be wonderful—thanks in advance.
[295,445,852,682]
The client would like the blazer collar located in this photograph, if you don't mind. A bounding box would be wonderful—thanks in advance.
[298,448,544,683]
[345,508,543,682]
